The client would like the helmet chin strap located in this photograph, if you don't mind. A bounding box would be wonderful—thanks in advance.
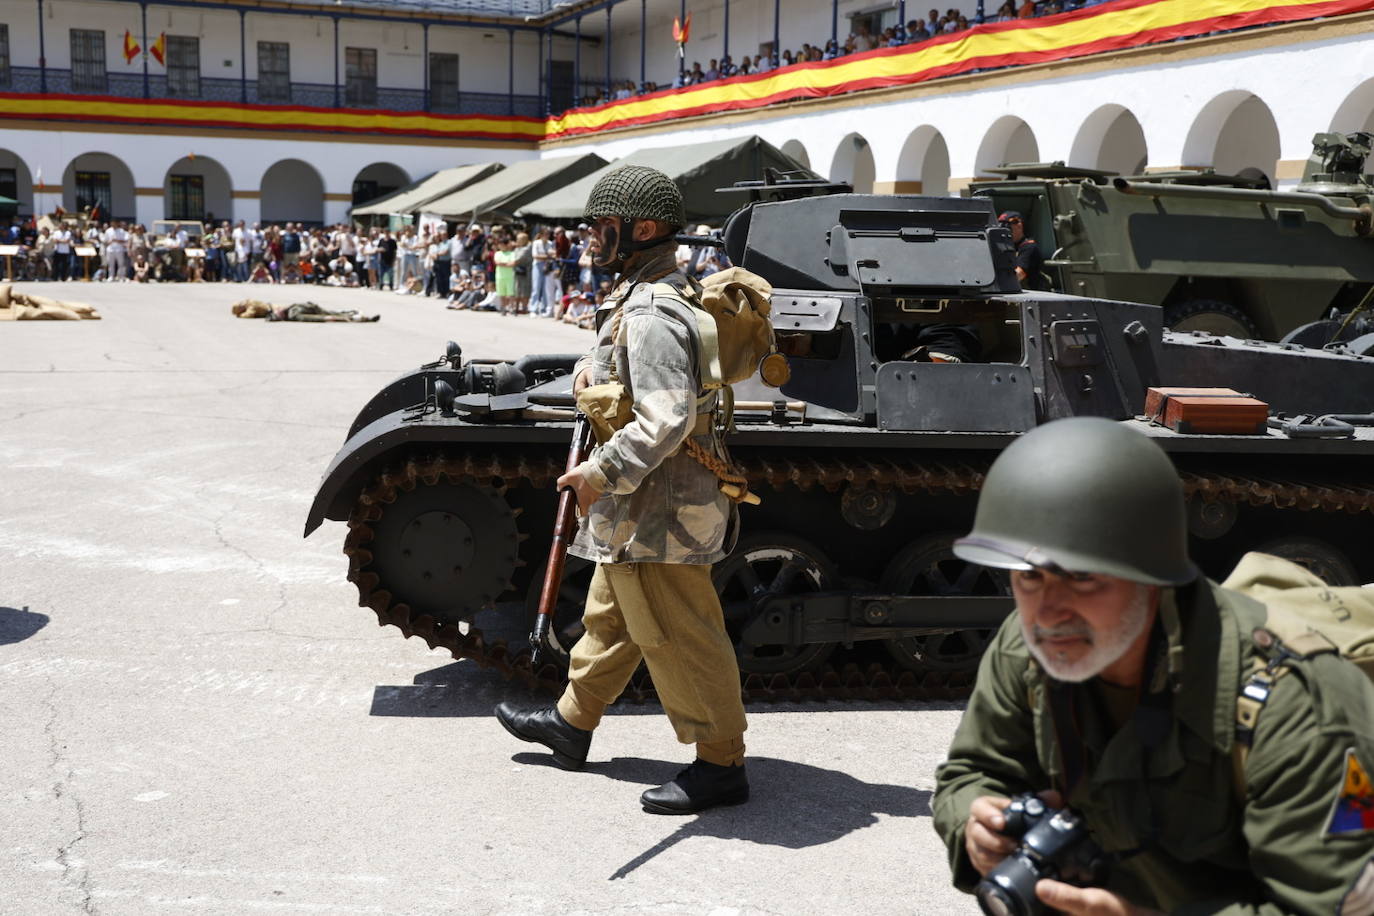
[592,217,675,272]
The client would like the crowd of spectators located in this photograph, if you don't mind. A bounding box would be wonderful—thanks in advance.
[578,0,1113,106]
[1,215,731,331]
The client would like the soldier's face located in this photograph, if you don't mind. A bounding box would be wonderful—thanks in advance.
[1011,570,1156,683]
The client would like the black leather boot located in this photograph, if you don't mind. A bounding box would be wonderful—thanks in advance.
[494,702,592,771]
[641,759,749,814]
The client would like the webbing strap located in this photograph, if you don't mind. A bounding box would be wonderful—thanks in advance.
[653,280,723,391]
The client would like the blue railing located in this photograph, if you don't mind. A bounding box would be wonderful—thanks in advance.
[8,66,543,118]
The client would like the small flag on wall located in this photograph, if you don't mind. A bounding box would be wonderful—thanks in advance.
[123,30,141,64]
[150,32,166,66]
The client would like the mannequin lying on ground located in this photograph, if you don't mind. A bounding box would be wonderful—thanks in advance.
[0,283,101,320]
[231,299,379,322]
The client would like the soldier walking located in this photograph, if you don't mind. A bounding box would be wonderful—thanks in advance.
[496,166,749,815]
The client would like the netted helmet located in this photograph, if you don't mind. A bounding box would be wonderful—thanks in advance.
[584,165,685,229]
[954,417,1196,585]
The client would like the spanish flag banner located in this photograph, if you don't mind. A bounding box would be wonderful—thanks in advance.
[0,0,1369,143]
[123,30,140,65]
[546,0,1374,139]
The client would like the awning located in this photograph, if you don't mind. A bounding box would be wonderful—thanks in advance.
[351,162,504,216]
[422,153,608,223]
[515,136,816,224]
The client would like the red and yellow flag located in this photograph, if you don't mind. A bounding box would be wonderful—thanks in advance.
[672,13,691,47]
[150,32,166,66]
[123,30,140,65]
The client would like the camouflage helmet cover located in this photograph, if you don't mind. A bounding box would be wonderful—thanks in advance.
[954,417,1197,586]
[584,165,686,229]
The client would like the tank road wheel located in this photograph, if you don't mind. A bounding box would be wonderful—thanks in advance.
[880,532,1009,674]
[1255,535,1360,587]
[523,555,596,667]
[713,533,839,675]
[1164,299,1259,339]
[346,471,520,634]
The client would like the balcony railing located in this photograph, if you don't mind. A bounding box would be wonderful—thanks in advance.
[9,66,543,118]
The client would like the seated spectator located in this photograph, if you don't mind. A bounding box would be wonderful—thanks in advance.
[995,1,1016,20]
[249,261,275,284]
[886,26,904,46]
[1018,0,1037,17]
[561,290,595,329]
[824,39,841,59]
[720,55,737,77]
[908,19,930,41]
[781,49,795,66]
[688,61,705,83]
[738,56,752,76]
[132,255,151,283]
[327,255,358,287]
[704,58,719,80]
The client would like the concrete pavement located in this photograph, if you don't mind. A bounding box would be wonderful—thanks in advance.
[0,280,975,916]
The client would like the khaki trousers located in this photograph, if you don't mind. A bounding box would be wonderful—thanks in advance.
[557,562,747,761]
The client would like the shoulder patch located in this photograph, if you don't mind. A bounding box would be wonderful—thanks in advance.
[1328,749,1374,837]
[1340,857,1374,916]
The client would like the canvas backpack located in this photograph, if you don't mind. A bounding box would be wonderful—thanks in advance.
[655,266,786,391]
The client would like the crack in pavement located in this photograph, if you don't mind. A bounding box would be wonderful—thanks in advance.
[45,679,97,914]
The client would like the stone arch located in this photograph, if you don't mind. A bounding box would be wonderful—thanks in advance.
[1069,105,1148,176]
[975,116,1039,176]
[780,139,811,170]
[352,162,409,207]
[1182,91,1280,185]
[830,132,875,193]
[0,149,35,217]
[62,152,136,220]
[894,125,951,195]
[163,155,233,223]
[261,159,324,225]
[1330,77,1374,134]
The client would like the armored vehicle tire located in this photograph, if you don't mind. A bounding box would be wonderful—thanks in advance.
[712,532,840,675]
[879,533,1008,674]
[345,466,521,627]
[1164,299,1258,339]
[1255,535,1361,587]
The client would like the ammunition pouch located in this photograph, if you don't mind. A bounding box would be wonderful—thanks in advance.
[577,382,634,446]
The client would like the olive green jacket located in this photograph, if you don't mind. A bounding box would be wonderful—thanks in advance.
[932,574,1374,914]
[570,246,732,566]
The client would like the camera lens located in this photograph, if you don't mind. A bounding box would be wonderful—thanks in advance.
[975,884,1019,916]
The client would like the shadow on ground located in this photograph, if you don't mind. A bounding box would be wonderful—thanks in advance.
[507,755,934,879]
[370,660,965,718]
[0,606,49,645]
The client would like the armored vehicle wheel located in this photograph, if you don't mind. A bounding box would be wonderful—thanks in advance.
[880,533,1008,674]
[523,555,596,666]
[1165,299,1258,339]
[1255,535,1360,586]
[346,470,520,628]
[713,533,839,675]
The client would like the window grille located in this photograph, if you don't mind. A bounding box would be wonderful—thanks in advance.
[0,26,11,88]
[70,29,107,93]
[429,53,459,111]
[166,35,201,98]
[345,47,377,106]
[257,41,290,102]
[74,171,112,214]
[168,174,204,220]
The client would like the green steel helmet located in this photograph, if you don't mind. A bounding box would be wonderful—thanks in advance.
[584,165,686,229]
[954,417,1197,586]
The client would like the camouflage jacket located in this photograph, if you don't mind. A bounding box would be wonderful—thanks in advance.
[932,566,1374,915]
[570,245,734,566]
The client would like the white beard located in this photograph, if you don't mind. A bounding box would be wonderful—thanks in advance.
[1020,585,1153,683]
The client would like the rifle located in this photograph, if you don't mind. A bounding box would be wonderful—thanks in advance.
[529,413,594,668]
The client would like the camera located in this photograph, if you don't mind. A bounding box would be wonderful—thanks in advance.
[974,794,1109,916]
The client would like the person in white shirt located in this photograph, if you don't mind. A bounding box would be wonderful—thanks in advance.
[53,225,74,281]
[232,221,250,281]
[103,221,131,281]
[327,254,358,287]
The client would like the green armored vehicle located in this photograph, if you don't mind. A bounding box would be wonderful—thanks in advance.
[971,132,1374,342]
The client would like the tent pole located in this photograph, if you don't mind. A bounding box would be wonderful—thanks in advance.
[639,0,645,90]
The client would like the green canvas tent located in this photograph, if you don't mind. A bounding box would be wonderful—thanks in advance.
[351,162,503,217]
[514,136,816,224]
[422,154,608,223]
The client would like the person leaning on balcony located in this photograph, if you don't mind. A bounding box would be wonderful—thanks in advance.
[1018,0,1037,18]
[704,58,719,81]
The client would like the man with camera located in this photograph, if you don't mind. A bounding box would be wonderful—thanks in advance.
[932,417,1374,915]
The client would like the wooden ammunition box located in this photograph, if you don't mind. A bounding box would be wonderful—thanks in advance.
[1144,387,1269,435]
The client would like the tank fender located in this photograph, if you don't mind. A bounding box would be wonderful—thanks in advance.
[345,368,462,441]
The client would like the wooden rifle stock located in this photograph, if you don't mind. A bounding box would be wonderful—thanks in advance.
[529,413,593,667]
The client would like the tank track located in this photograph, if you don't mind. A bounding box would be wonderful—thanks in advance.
[342,450,1374,704]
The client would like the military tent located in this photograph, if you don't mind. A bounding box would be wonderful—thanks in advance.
[515,136,815,223]
[350,162,504,217]
[422,154,608,224]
